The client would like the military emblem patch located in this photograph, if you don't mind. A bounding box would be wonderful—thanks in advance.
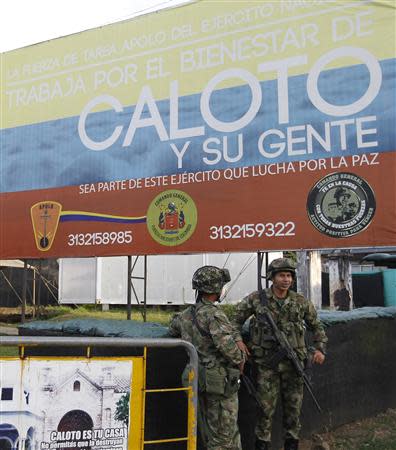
[307,172,376,238]
[146,190,197,246]
[31,201,62,251]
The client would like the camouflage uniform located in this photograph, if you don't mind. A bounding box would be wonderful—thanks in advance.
[233,287,327,443]
[169,266,244,450]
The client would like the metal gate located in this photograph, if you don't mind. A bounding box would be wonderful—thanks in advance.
[0,336,198,450]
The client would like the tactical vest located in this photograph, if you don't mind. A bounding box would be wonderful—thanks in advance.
[249,290,307,360]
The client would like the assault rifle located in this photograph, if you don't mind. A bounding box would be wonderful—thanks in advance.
[241,373,266,413]
[257,254,322,413]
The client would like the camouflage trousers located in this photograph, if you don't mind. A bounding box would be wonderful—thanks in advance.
[255,359,304,442]
[200,391,242,450]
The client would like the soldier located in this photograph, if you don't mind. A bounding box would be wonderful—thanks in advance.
[168,266,246,450]
[233,258,327,450]
[333,187,352,222]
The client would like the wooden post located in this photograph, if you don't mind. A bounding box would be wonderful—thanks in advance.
[309,250,322,309]
[32,265,36,318]
[297,251,322,308]
[296,251,309,299]
[37,260,42,318]
[328,252,353,310]
[21,260,27,323]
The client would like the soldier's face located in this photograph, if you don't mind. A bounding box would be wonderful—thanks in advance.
[272,271,293,291]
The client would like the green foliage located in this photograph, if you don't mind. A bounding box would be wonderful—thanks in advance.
[37,305,174,324]
[219,303,236,320]
[283,251,297,263]
[0,346,19,357]
[41,306,73,319]
[115,392,130,426]
[2,304,237,328]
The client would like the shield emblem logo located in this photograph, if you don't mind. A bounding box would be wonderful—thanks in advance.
[30,201,62,251]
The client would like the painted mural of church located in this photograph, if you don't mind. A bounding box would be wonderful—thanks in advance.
[0,360,132,450]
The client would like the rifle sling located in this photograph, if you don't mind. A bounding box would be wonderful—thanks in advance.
[258,288,288,366]
[259,287,268,306]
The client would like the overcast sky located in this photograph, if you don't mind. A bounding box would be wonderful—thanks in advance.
[0,0,186,53]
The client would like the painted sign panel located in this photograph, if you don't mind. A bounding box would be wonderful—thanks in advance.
[0,358,143,450]
[1,0,395,257]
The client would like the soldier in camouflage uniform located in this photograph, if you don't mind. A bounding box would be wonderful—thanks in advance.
[168,266,246,450]
[232,258,327,450]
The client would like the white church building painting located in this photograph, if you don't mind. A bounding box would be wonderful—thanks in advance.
[0,359,132,450]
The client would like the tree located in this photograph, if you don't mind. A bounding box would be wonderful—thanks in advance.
[115,392,130,426]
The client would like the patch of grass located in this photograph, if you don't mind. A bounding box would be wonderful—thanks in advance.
[40,305,76,319]
[20,305,176,325]
[359,440,396,450]
[301,409,396,450]
[0,346,19,357]
[1,303,236,326]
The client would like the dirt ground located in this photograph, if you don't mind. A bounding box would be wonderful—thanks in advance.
[0,306,35,322]
[299,408,396,450]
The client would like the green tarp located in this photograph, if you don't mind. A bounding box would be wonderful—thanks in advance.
[318,306,396,326]
[19,318,169,338]
[19,307,396,338]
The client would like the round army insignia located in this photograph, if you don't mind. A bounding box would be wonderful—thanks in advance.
[307,172,376,238]
[146,189,197,246]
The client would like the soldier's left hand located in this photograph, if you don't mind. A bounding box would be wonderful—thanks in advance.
[313,350,325,365]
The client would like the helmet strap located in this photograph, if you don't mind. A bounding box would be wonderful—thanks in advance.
[195,290,203,303]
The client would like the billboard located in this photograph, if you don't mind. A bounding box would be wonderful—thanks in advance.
[0,358,143,450]
[1,0,395,258]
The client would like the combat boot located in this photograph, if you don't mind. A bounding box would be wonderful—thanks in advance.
[284,438,299,450]
[256,439,271,450]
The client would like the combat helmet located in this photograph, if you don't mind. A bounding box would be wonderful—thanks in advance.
[267,258,296,280]
[192,266,231,294]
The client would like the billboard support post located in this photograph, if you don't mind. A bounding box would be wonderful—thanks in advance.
[309,251,323,309]
[297,251,309,300]
[328,251,353,311]
[21,260,27,323]
[126,256,148,322]
[32,265,36,318]
[297,251,323,309]
[36,259,42,317]
[127,256,132,320]
[143,256,147,322]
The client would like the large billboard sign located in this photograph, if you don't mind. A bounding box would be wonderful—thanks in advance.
[1,0,395,258]
[0,358,143,450]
